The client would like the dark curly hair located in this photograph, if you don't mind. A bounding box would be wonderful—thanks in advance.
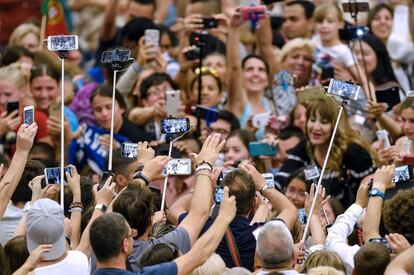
[383,188,414,244]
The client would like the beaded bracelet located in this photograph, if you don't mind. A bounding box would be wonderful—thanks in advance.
[195,165,212,174]
[196,161,213,170]
[69,202,84,210]
[69,207,83,213]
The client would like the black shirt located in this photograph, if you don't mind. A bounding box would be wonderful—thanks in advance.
[119,118,152,143]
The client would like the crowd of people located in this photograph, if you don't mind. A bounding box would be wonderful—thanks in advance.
[1,0,414,274]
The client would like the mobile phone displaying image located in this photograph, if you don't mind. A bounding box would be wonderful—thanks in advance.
[262,173,275,188]
[163,159,192,176]
[240,5,266,21]
[44,167,71,184]
[327,79,361,101]
[101,49,131,63]
[166,90,181,117]
[161,118,190,134]
[393,165,413,184]
[121,142,138,159]
[342,2,369,13]
[194,105,219,123]
[145,29,160,47]
[48,103,61,121]
[304,166,320,181]
[248,142,278,157]
[214,186,224,204]
[99,170,114,191]
[202,17,218,29]
[23,106,34,125]
[7,101,19,115]
[298,208,307,225]
[47,35,79,51]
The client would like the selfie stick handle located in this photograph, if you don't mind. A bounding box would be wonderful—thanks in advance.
[160,140,174,210]
[59,55,66,210]
[108,70,118,171]
[301,106,343,243]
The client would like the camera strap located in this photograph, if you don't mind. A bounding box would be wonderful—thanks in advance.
[225,227,242,267]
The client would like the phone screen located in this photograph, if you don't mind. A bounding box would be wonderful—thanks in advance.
[393,165,412,183]
[7,101,19,115]
[214,187,224,204]
[45,167,71,184]
[161,118,189,134]
[24,108,34,125]
[121,143,138,159]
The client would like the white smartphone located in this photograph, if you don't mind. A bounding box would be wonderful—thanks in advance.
[304,166,320,181]
[144,29,160,47]
[166,90,181,117]
[23,105,34,125]
[376,130,391,149]
[327,79,361,101]
[47,35,79,51]
[163,159,192,176]
[262,173,274,188]
[121,142,138,159]
[252,112,271,128]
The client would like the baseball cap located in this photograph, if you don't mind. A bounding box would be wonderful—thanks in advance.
[26,198,66,261]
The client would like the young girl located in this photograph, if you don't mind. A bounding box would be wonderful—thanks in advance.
[313,4,369,95]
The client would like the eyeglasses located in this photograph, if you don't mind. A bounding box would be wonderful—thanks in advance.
[147,89,165,98]
[195,67,220,79]
[207,127,230,136]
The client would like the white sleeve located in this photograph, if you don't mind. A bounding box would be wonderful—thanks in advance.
[339,46,356,68]
[115,62,141,96]
[387,5,414,63]
[325,204,363,270]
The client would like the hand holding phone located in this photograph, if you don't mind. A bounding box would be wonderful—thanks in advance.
[99,171,115,191]
[44,167,72,184]
[7,101,19,116]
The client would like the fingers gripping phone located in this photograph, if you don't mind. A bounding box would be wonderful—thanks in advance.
[99,170,115,191]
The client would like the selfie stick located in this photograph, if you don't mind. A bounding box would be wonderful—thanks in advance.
[301,103,344,244]
[58,51,68,210]
[160,129,193,210]
[108,70,117,171]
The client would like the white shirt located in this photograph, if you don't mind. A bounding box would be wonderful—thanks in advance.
[0,202,23,245]
[325,203,364,274]
[34,250,89,275]
[387,5,414,63]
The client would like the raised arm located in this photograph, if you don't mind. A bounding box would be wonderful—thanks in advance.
[364,165,395,241]
[240,163,297,229]
[175,186,237,275]
[0,123,37,218]
[100,0,118,41]
[256,16,278,77]
[226,8,248,117]
[66,165,82,249]
[384,245,414,275]
[178,133,225,245]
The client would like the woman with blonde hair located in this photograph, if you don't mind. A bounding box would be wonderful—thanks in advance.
[276,97,376,207]
[302,251,346,274]
[7,23,40,52]
[190,253,227,275]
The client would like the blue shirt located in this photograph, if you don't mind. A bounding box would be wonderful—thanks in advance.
[93,262,177,275]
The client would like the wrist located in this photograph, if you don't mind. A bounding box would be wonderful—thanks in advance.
[72,193,81,201]
[372,183,386,192]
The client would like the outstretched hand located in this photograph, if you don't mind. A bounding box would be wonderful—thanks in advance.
[191,133,225,166]
[217,186,237,224]
[141,156,171,181]
[16,123,38,153]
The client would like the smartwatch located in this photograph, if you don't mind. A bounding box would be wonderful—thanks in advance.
[369,188,385,199]
[260,184,272,195]
[95,204,107,213]
[133,172,150,186]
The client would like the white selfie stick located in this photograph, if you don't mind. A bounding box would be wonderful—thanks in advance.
[60,57,65,210]
[108,70,117,171]
[301,105,344,244]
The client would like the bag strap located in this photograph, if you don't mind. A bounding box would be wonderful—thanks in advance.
[225,227,242,267]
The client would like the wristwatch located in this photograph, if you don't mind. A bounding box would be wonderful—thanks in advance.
[133,171,150,186]
[95,204,107,213]
[369,188,385,199]
[260,184,273,195]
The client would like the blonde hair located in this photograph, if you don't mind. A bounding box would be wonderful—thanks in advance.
[278,38,315,65]
[0,64,26,90]
[190,253,227,275]
[8,23,40,47]
[305,97,377,171]
[307,266,346,275]
[302,251,346,273]
[313,3,343,23]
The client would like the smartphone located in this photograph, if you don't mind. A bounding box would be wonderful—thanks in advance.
[48,103,61,120]
[328,79,361,101]
[101,49,131,63]
[160,117,190,134]
[44,167,71,184]
[194,105,219,123]
[393,165,413,184]
[184,48,200,61]
[252,112,271,128]
[165,90,181,117]
[163,159,192,176]
[375,86,400,111]
[240,5,266,21]
[248,142,278,157]
[202,17,218,29]
[121,142,138,159]
[342,2,369,13]
[99,170,115,191]
[23,105,34,125]
[262,173,274,188]
[47,35,79,51]
[145,29,160,47]
[7,101,19,115]
[376,130,391,149]
[214,186,224,204]
[298,208,307,225]
[304,166,320,181]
